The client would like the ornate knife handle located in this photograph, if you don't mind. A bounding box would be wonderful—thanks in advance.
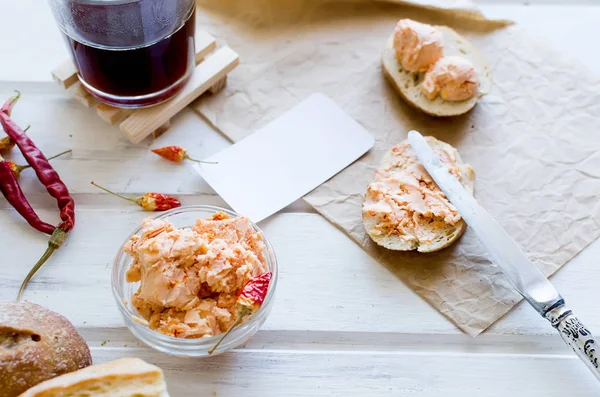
[545,303,600,380]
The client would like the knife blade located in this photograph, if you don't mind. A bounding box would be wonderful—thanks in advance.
[408,130,600,380]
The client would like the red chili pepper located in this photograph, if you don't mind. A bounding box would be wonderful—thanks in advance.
[0,123,28,155]
[151,146,216,164]
[0,94,21,154]
[0,154,55,235]
[209,272,273,355]
[91,181,181,211]
[0,92,75,301]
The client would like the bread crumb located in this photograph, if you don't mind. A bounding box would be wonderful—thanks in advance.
[101,340,108,346]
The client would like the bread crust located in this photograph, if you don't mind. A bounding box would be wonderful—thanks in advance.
[363,137,475,253]
[382,25,491,117]
[0,301,92,397]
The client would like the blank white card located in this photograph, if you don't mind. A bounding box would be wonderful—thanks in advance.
[195,93,374,222]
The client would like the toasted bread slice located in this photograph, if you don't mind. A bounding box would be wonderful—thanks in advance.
[363,137,474,253]
[382,26,491,117]
[18,358,169,397]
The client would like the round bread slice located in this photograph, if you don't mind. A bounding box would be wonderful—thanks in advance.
[18,358,169,397]
[363,137,474,253]
[0,301,92,397]
[382,26,491,117]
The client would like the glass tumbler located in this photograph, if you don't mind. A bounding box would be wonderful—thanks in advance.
[48,0,197,108]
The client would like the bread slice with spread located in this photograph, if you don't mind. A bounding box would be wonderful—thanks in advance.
[363,136,474,252]
[382,19,491,117]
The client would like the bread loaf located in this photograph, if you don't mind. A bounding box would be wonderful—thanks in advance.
[0,301,92,397]
[18,358,170,397]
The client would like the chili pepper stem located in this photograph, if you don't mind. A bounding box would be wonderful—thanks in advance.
[208,305,249,355]
[17,149,72,172]
[91,181,138,204]
[46,149,72,162]
[17,228,68,301]
[183,153,218,164]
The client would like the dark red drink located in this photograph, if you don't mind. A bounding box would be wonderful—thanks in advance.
[55,0,196,108]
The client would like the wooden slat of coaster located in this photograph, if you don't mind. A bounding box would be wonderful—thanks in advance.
[151,120,172,139]
[72,82,96,108]
[208,76,227,94]
[195,31,217,63]
[52,60,78,89]
[96,103,131,125]
[120,46,240,144]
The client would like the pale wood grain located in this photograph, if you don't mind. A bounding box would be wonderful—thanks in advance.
[208,76,228,94]
[195,30,217,64]
[51,59,78,89]
[151,120,172,139]
[96,103,131,125]
[120,47,240,143]
[90,347,599,396]
[71,82,96,108]
[1,209,599,338]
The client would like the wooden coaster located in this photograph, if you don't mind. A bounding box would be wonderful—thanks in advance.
[51,31,239,144]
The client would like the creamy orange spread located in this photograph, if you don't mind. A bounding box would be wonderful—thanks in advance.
[125,213,267,339]
[363,139,462,245]
[393,19,443,72]
[422,56,479,101]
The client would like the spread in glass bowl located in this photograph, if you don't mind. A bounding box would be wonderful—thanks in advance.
[124,212,268,339]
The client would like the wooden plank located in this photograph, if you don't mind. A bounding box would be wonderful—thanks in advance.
[88,347,599,396]
[71,82,95,108]
[2,205,599,337]
[151,120,171,138]
[51,60,78,89]
[195,30,217,64]
[96,103,131,125]
[208,76,227,94]
[120,47,240,143]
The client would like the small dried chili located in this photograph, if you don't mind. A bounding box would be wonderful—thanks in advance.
[0,136,15,154]
[209,272,273,355]
[151,146,216,164]
[0,92,75,300]
[91,181,181,211]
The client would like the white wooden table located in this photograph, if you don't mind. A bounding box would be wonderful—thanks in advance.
[1,1,600,395]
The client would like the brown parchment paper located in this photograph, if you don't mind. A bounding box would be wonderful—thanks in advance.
[196,0,487,25]
[192,1,600,336]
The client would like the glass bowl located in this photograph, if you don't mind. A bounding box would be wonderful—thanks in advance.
[112,205,278,357]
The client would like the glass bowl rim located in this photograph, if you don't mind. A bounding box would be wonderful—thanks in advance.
[111,205,278,345]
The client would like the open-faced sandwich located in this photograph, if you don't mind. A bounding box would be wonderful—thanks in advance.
[362,136,474,252]
[382,19,491,116]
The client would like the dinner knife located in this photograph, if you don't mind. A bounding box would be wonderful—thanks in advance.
[407,130,600,380]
